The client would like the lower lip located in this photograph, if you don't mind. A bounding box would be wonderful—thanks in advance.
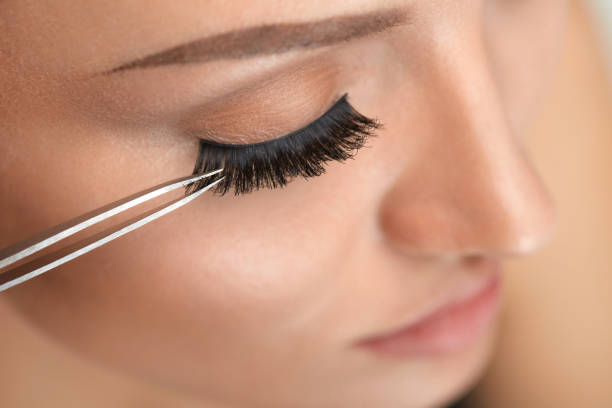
[356,273,501,358]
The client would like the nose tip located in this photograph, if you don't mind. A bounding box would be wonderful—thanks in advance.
[506,188,559,257]
[481,146,560,258]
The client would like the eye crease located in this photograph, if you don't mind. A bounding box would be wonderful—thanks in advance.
[187,93,381,196]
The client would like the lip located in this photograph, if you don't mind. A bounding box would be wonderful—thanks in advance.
[354,267,502,358]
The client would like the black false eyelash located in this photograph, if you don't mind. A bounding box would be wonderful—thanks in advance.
[186,93,381,196]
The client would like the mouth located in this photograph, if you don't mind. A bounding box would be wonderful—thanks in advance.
[354,265,502,358]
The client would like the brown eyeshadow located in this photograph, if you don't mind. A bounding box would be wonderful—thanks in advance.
[179,59,342,144]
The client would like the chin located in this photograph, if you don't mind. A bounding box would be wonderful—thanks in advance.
[419,323,499,408]
[352,323,500,408]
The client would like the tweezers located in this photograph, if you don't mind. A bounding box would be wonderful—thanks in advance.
[0,169,224,293]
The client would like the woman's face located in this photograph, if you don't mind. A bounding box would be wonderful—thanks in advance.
[0,1,563,407]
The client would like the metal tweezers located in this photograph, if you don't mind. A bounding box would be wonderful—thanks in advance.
[0,169,224,292]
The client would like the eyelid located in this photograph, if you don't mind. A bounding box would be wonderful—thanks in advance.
[196,92,348,150]
[179,60,343,145]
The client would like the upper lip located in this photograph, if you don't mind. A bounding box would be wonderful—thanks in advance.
[354,259,501,344]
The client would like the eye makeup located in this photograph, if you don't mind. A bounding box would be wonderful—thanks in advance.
[187,93,381,196]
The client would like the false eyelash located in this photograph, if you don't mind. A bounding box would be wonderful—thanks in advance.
[186,93,381,196]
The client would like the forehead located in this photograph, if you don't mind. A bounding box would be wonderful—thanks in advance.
[1,0,401,73]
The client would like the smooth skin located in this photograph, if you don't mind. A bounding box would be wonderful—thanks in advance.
[0,1,564,407]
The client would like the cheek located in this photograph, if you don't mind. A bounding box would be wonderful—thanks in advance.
[166,162,369,339]
[484,0,568,134]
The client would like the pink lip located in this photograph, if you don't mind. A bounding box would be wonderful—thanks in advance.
[355,270,502,358]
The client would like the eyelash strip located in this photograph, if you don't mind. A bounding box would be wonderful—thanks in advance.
[186,93,381,196]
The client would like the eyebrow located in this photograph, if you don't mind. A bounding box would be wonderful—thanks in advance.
[109,7,408,73]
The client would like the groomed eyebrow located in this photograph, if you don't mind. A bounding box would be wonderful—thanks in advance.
[109,7,408,73]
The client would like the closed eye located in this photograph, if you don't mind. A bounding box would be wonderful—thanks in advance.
[186,93,381,196]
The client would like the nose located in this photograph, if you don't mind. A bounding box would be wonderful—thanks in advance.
[378,35,558,260]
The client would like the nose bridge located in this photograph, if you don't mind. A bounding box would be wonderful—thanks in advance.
[379,31,558,258]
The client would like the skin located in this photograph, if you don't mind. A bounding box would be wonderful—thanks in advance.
[0,1,565,407]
